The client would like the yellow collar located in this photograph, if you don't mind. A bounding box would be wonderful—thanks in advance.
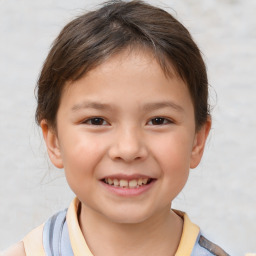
[66,198,200,256]
[174,210,200,256]
[66,198,94,256]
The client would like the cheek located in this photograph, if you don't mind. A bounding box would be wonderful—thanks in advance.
[150,131,194,166]
[149,132,193,188]
[59,131,107,180]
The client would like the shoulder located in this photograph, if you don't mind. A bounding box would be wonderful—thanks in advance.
[192,235,230,256]
[1,223,45,256]
[0,241,26,256]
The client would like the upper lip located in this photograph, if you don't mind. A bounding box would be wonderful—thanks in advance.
[101,174,155,181]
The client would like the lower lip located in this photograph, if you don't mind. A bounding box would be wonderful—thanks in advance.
[100,180,156,197]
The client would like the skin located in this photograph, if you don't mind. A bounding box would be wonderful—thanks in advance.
[3,49,211,256]
[1,243,26,256]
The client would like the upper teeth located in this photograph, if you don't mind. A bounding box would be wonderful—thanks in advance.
[104,178,150,188]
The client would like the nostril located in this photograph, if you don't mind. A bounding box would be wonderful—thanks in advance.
[108,143,148,163]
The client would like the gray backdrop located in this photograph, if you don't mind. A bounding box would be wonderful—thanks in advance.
[0,0,255,255]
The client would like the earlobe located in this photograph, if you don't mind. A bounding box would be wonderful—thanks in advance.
[40,120,64,169]
[190,117,211,169]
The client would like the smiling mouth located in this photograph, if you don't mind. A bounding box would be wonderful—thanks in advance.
[102,177,154,189]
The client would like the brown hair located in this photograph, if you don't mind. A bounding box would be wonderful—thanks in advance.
[35,0,209,130]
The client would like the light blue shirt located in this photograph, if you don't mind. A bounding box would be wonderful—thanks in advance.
[43,209,230,256]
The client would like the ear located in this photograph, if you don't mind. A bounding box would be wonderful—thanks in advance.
[40,120,64,169]
[190,117,211,169]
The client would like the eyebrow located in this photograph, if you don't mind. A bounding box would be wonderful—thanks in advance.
[71,101,184,113]
[142,101,184,112]
[71,101,113,112]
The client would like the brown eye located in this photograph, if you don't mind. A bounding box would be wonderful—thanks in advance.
[84,117,107,125]
[148,117,171,125]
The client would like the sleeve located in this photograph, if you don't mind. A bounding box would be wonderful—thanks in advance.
[22,224,45,256]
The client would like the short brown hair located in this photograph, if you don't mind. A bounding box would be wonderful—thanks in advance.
[35,0,209,130]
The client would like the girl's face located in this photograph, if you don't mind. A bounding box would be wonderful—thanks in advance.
[42,50,210,224]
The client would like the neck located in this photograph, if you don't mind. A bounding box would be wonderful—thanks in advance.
[78,204,183,256]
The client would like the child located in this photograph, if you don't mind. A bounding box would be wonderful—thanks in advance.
[3,0,230,255]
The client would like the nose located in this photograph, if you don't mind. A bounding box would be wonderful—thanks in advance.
[108,126,148,162]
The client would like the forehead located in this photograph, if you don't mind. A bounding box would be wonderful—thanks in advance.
[67,46,182,85]
[65,48,180,91]
[59,49,193,116]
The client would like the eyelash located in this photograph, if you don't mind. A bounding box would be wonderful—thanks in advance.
[82,117,173,126]
[147,117,173,126]
[82,117,108,126]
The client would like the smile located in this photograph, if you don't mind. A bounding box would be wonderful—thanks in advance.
[103,178,153,189]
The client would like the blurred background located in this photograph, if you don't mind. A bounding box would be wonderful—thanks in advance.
[0,0,255,255]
